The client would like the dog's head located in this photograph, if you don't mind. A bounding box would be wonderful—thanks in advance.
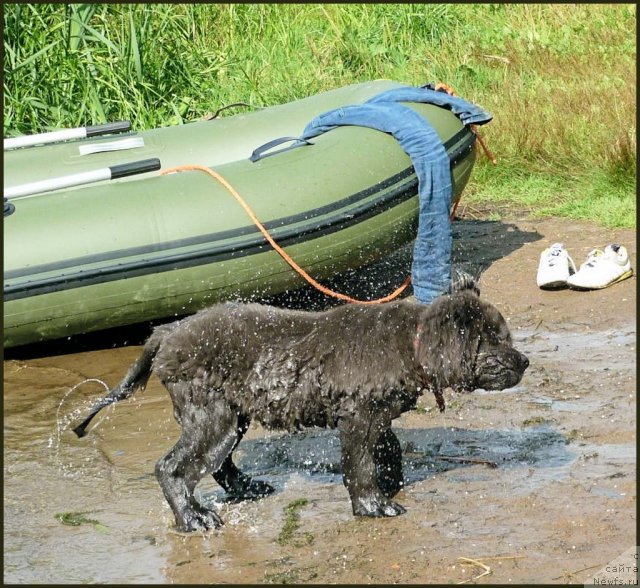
[415,287,529,393]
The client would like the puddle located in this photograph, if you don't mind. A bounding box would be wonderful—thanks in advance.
[225,426,574,493]
[526,396,612,414]
[517,327,636,374]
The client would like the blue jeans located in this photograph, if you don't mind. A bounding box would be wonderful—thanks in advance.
[300,86,491,303]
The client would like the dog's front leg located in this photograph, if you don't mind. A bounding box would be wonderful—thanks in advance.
[374,428,404,498]
[338,415,407,518]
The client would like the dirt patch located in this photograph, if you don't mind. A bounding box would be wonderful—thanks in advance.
[3,213,636,584]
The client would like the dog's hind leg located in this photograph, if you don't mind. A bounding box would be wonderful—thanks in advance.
[155,434,226,532]
[338,414,407,518]
[155,386,242,532]
[374,428,404,498]
[212,414,275,501]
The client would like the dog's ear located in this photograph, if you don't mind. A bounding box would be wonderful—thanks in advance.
[451,268,481,296]
[416,295,482,389]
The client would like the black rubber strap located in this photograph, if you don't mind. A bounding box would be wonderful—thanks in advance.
[86,121,132,137]
[250,136,313,163]
[109,158,161,179]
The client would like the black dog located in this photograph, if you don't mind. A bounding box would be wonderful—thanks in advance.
[74,286,528,532]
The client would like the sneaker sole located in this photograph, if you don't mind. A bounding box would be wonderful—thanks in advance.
[538,280,569,290]
[567,268,634,290]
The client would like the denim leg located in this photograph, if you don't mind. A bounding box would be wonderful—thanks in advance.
[411,160,452,304]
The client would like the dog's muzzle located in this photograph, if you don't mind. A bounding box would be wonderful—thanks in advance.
[474,349,529,391]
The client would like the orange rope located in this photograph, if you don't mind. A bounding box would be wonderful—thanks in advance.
[435,82,497,220]
[160,164,411,304]
[434,82,498,165]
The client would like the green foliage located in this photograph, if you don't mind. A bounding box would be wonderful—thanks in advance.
[276,498,313,547]
[467,162,636,228]
[55,511,108,533]
[3,3,635,227]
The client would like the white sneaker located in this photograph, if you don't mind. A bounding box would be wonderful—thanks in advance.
[566,244,633,290]
[537,243,576,289]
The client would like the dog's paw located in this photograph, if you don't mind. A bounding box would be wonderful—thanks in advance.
[176,505,224,532]
[226,479,275,502]
[245,479,276,497]
[352,495,407,518]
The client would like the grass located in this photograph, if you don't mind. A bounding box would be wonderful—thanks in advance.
[3,3,636,227]
[467,162,636,228]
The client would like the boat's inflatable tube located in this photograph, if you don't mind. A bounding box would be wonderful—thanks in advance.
[3,81,477,348]
[4,81,407,188]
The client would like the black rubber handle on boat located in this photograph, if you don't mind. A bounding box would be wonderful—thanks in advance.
[249,136,314,163]
[4,197,15,217]
[86,121,132,137]
[109,158,161,179]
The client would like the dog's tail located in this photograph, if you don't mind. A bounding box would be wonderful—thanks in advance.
[72,326,170,438]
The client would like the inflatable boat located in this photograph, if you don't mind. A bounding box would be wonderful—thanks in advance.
[4,80,477,348]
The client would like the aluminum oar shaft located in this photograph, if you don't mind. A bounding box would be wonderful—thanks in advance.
[4,121,131,150]
[4,158,161,199]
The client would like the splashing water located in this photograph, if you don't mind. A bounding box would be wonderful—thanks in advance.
[48,378,109,465]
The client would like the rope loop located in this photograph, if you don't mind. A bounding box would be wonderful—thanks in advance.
[435,82,497,166]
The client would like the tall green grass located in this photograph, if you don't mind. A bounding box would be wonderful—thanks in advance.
[3,3,636,227]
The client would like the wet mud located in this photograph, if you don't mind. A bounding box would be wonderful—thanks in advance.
[3,215,636,584]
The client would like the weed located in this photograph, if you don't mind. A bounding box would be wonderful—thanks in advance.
[276,498,313,547]
[3,4,635,227]
[521,416,551,428]
[54,511,108,533]
[565,429,582,443]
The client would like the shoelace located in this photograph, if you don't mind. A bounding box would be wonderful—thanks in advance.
[545,244,565,267]
[543,244,576,274]
[584,249,605,268]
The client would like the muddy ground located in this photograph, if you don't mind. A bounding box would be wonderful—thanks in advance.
[3,212,636,584]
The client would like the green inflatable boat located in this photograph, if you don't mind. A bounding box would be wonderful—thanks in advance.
[4,80,477,348]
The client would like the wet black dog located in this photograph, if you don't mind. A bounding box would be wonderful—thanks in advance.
[74,285,528,532]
